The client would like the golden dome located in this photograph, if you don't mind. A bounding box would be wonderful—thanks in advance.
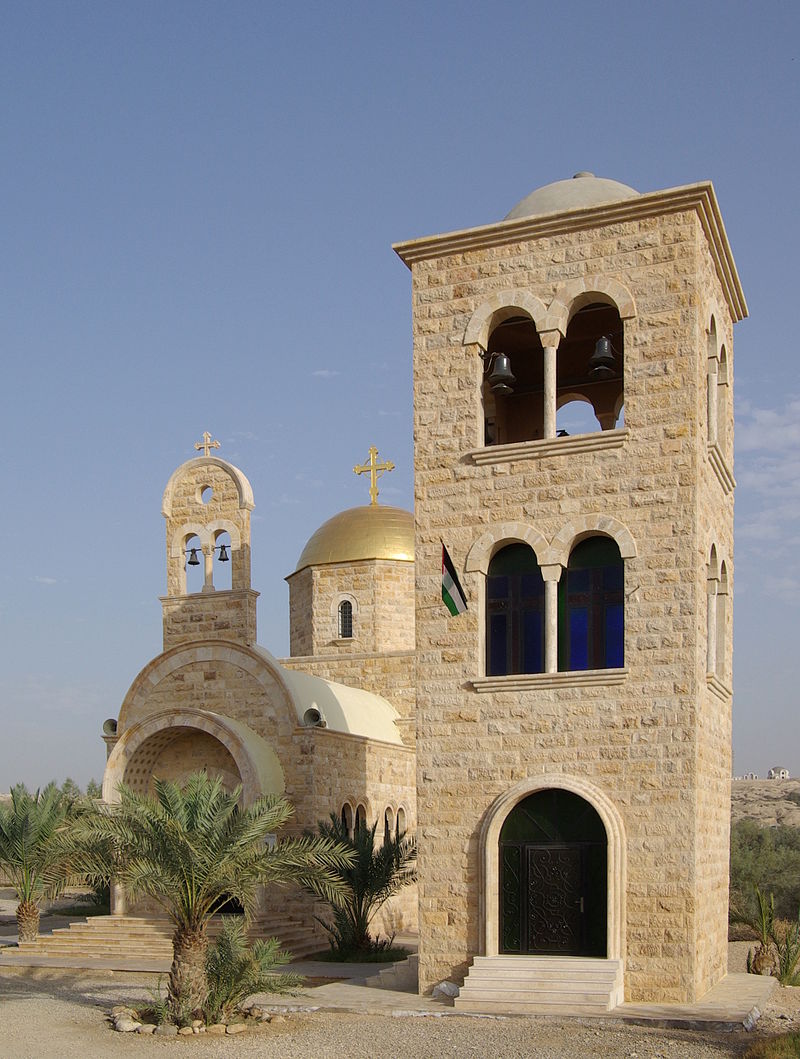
[294,505,414,572]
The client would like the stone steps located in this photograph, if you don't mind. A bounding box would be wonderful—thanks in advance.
[363,953,418,992]
[455,956,623,1016]
[0,912,322,969]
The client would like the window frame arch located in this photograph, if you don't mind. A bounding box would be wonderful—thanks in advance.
[331,593,359,642]
[557,535,625,673]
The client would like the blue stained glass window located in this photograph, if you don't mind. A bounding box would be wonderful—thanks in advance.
[487,544,544,676]
[558,536,624,672]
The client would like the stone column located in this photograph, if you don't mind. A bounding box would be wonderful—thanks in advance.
[111,880,126,916]
[539,330,562,440]
[203,545,214,592]
[541,564,562,673]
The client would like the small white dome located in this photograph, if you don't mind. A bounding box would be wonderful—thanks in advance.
[505,172,639,221]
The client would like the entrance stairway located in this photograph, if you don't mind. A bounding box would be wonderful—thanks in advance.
[0,910,322,971]
[455,956,624,1016]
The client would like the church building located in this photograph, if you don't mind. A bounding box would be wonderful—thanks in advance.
[97,171,744,1011]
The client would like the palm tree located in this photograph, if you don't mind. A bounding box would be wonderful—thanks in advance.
[70,772,352,1021]
[310,814,416,954]
[0,783,76,942]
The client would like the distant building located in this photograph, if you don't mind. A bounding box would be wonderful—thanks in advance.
[768,766,790,780]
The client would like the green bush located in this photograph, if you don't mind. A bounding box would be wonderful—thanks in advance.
[730,820,800,920]
[203,917,302,1025]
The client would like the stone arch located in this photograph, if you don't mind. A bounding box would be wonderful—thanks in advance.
[463,290,549,349]
[465,521,550,575]
[162,457,255,517]
[103,707,285,807]
[543,276,636,334]
[546,515,637,568]
[479,774,626,959]
[169,520,242,559]
[117,641,299,735]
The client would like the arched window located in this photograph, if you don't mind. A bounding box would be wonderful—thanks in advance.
[341,802,354,839]
[355,803,367,832]
[483,317,545,445]
[556,303,624,434]
[396,806,407,837]
[184,533,204,594]
[716,562,729,681]
[338,599,353,638]
[558,537,624,671]
[384,807,394,845]
[717,346,729,452]
[213,530,232,591]
[486,544,545,676]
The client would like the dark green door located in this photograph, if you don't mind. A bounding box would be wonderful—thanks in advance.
[499,790,607,957]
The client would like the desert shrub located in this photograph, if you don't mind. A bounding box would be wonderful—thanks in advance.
[730,820,800,920]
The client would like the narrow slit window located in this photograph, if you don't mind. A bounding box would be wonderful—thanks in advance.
[338,600,353,638]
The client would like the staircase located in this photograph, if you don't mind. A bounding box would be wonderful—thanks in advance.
[0,910,322,971]
[363,953,418,992]
[455,956,624,1016]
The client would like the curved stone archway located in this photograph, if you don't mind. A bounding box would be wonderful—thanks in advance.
[103,707,285,807]
[479,774,626,961]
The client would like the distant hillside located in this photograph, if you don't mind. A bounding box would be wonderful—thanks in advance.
[731,779,800,828]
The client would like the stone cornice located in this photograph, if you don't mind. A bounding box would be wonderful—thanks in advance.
[393,182,747,323]
[471,668,628,693]
[707,443,736,493]
[706,673,733,700]
[465,428,628,466]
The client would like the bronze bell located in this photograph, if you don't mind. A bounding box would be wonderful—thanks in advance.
[487,352,516,395]
[218,544,229,562]
[187,547,200,566]
[588,335,616,379]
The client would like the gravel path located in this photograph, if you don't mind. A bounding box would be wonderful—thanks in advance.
[1,969,799,1059]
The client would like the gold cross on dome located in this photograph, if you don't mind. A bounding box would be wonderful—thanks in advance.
[194,431,221,458]
[354,446,394,506]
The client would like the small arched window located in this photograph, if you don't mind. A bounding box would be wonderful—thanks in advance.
[384,807,394,845]
[486,544,545,676]
[396,806,407,837]
[341,802,354,839]
[716,562,729,681]
[556,303,624,434]
[338,600,353,639]
[558,537,624,671]
[717,346,729,452]
[355,804,367,832]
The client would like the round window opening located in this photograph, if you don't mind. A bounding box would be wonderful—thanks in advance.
[198,485,213,504]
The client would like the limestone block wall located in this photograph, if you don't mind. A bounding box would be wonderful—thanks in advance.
[288,559,415,656]
[161,589,259,649]
[403,201,740,1002]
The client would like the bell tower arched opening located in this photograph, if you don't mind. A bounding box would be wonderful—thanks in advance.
[483,316,545,445]
[556,303,624,434]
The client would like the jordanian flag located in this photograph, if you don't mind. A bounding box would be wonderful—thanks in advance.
[442,544,467,615]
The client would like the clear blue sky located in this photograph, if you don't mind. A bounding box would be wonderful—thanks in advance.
[1,1,798,787]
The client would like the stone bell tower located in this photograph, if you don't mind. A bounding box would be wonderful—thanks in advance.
[160,433,258,650]
[394,173,746,1006]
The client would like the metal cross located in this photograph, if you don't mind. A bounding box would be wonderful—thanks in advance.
[353,446,395,506]
[194,431,221,458]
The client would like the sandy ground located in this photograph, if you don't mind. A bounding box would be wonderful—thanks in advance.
[1,894,797,1058]
[0,965,798,1059]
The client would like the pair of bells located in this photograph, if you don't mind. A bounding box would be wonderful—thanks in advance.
[486,335,616,393]
[187,544,229,566]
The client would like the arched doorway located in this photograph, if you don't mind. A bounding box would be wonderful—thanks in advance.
[499,789,607,957]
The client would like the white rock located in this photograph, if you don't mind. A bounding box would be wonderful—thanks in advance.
[432,980,460,998]
[114,1016,142,1033]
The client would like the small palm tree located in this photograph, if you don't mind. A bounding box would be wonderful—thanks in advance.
[310,814,416,954]
[70,773,352,1021]
[0,783,76,942]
